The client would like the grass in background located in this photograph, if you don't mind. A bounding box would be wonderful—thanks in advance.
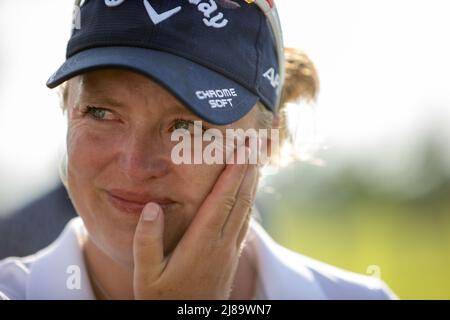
[257,137,450,299]
[262,203,450,299]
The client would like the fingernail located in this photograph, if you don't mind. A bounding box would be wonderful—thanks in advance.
[142,203,160,221]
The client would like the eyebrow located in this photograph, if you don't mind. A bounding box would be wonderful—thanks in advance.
[165,105,216,127]
[81,96,126,108]
[79,90,212,123]
[78,81,214,124]
[165,103,198,116]
[77,85,124,106]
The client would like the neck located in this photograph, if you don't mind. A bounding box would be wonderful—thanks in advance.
[83,236,257,300]
[83,238,135,300]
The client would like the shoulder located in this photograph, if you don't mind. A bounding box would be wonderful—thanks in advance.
[0,217,93,300]
[290,249,397,299]
[249,220,398,300]
[0,255,36,300]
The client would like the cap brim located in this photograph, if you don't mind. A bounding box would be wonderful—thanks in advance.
[47,47,258,125]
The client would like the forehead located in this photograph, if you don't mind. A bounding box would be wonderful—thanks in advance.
[68,68,259,128]
[72,68,191,113]
[78,69,174,98]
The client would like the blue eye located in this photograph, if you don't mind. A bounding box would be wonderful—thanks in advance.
[171,119,210,135]
[173,119,194,131]
[83,106,111,121]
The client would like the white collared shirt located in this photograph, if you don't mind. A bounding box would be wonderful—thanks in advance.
[0,217,397,300]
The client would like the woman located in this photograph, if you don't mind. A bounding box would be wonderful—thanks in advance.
[0,0,396,299]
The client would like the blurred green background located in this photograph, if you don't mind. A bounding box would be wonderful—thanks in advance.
[257,124,450,299]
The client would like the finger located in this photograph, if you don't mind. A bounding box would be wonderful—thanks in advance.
[178,147,250,250]
[236,212,251,249]
[222,159,258,242]
[235,170,259,247]
[133,202,166,282]
[235,194,256,248]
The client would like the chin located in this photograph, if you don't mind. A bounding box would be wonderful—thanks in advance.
[84,193,193,262]
[162,214,191,255]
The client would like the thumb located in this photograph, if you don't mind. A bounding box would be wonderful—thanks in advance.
[133,202,165,281]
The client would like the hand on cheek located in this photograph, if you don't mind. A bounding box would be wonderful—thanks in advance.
[132,146,258,299]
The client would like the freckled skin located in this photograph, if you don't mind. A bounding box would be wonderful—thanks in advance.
[65,69,260,269]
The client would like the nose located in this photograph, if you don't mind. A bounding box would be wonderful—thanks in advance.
[117,133,171,181]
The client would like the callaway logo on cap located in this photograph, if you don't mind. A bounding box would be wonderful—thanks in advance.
[47,0,284,125]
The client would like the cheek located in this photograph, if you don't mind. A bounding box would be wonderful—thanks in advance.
[68,130,95,177]
[161,162,224,253]
[175,162,225,211]
[66,122,116,191]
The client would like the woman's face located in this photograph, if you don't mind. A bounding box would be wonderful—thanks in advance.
[65,69,261,267]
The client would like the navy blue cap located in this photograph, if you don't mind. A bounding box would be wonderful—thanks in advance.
[47,0,282,125]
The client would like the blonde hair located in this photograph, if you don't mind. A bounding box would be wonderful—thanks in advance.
[256,48,319,165]
[58,48,319,185]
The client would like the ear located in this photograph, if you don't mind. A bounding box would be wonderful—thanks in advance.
[59,151,69,189]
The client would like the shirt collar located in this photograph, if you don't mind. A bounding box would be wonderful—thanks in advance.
[27,216,325,299]
[248,218,325,299]
[27,218,95,299]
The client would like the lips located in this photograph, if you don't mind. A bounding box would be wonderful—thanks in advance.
[105,189,176,215]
